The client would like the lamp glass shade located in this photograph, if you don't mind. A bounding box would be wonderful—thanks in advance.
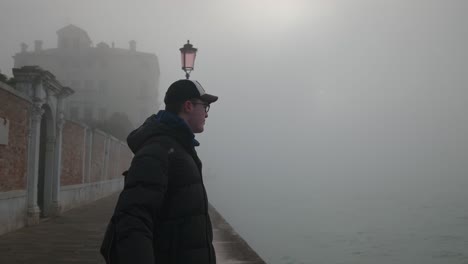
[181,52,196,71]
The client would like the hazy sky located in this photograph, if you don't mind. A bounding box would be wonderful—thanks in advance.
[2,1,468,262]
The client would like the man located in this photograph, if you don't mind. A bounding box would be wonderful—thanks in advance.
[101,79,218,264]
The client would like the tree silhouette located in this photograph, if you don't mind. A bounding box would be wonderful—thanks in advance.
[95,112,134,141]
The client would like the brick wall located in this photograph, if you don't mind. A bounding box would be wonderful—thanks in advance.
[0,82,132,190]
[0,85,31,192]
[60,121,85,186]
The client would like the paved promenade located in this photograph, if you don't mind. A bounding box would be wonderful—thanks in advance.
[0,193,265,264]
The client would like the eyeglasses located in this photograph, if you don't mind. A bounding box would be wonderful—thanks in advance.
[191,102,210,113]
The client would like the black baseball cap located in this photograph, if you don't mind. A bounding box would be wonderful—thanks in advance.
[164,79,218,105]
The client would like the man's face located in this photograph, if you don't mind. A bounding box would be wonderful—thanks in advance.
[186,99,209,133]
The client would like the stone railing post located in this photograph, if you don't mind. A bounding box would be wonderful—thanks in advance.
[50,111,64,216]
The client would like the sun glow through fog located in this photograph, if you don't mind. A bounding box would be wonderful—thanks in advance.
[231,0,308,32]
[222,0,336,35]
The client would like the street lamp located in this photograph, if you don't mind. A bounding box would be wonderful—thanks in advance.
[179,40,198,79]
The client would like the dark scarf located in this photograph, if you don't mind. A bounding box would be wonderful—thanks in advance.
[154,110,200,147]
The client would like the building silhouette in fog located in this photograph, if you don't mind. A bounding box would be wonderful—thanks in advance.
[13,24,160,128]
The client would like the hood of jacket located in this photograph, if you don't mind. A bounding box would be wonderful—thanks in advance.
[127,110,200,154]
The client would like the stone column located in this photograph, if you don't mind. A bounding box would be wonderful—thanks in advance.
[84,128,93,184]
[103,136,110,181]
[50,111,64,216]
[26,102,44,225]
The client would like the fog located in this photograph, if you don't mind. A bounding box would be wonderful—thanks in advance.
[1,0,468,263]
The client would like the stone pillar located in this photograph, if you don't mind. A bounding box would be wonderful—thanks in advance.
[26,102,43,225]
[50,111,64,216]
[84,128,93,184]
[103,136,109,181]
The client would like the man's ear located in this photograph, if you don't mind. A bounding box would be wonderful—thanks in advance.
[182,100,193,113]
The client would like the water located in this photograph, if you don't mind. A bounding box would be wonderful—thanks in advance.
[207,178,468,264]
[271,196,468,264]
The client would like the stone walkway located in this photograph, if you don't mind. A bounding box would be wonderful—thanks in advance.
[0,193,265,264]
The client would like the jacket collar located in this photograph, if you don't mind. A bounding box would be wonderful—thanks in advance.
[154,110,200,147]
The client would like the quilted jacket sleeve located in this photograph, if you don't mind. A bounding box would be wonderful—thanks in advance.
[113,143,169,264]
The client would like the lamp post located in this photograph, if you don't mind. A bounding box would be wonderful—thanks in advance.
[179,40,198,79]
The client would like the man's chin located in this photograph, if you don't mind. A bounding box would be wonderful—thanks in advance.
[194,127,204,134]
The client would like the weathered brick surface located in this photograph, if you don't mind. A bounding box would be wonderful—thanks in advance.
[107,139,120,180]
[90,131,105,183]
[0,86,30,192]
[60,121,85,186]
[104,140,133,180]
[0,83,130,190]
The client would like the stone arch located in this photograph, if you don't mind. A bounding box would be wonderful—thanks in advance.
[13,66,74,225]
[37,103,55,217]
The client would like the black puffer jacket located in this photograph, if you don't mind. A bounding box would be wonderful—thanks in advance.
[101,111,216,264]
